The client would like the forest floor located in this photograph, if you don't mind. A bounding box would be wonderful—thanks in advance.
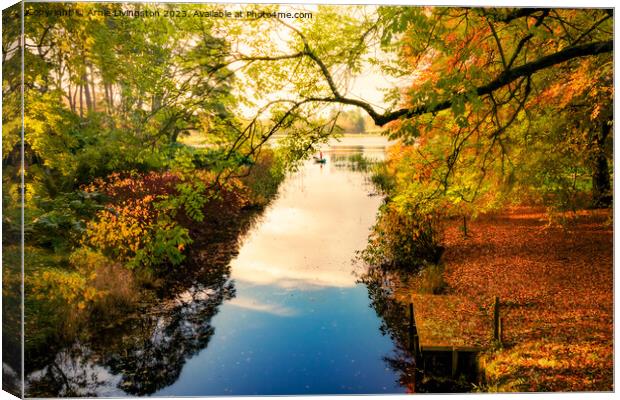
[441,206,613,392]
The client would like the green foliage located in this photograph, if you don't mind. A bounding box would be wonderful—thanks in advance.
[30,191,104,251]
[332,108,366,133]
[360,203,443,271]
[174,182,208,222]
[241,148,286,206]
[130,218,192,271]
[23,247,101,349]
[370,162,396,194]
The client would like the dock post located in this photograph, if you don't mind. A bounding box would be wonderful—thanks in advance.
[493,296,501,344]
[499,316,504,344]
[408,303,415,353]
[451,347,458,377]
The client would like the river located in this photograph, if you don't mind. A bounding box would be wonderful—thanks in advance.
[26,136,411,396]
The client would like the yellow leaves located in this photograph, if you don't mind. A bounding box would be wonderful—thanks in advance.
[536,357,559,369]
[84,202,152,261]
[591,103,601,121]
[29,268,92,309]
[480,339,612,391]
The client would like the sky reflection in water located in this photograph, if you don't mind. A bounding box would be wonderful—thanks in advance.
[26,140,406,396]
[156,144,405,395]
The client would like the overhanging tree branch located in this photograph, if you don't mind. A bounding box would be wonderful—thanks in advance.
[362,39,612,126]
[229,25,611,128]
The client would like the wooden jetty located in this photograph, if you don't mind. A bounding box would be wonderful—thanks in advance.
[404,294,495,377]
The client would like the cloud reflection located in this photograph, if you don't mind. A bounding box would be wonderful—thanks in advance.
[228,296,297,317]
[230,158,382,290]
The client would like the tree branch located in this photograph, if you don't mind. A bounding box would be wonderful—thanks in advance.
[367,39,612,126]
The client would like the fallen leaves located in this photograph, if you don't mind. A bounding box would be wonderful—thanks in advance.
[442,206,612,391]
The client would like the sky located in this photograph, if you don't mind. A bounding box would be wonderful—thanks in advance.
[230,3,402,118]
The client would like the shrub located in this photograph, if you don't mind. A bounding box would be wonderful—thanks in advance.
[241,149,286,207]
[415,263,447,294]
[70,248,138,322]
[360,203,443,271]
[130,218,192,270]
[371,162,396,194]
[26,249,104,344]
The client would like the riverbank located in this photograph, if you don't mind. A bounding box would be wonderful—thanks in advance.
[442,206,613,391]
[19,149,287,385]
[25,148,406,396]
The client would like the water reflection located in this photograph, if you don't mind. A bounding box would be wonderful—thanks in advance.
[155,144,405,395]
[26,138,411,396]
[358,265,476,393]
[229,155,382,290]
[357,266,418,391]
[27,264,235,396]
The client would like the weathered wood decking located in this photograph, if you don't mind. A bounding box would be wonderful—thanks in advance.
[409,294,492,353]
[397,293,494,377]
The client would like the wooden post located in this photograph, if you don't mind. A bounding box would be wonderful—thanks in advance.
[451,348,458,377]
[493,296,501,343]
[408,303,415,353]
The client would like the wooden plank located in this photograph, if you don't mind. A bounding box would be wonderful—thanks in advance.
[451,348,458,377]
[408,294,492,352]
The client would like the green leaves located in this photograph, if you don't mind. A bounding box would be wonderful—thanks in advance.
[174,182,208,223]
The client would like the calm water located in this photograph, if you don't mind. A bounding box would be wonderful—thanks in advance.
[26,138,408,396]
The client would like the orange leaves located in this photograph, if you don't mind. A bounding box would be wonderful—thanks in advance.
[443,32,458,44]
[443,206,612,391]
[83,171,183,202]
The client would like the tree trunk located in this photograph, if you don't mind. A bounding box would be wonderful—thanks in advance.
[89,64,96,111]
[591,120,612,208]
[72,84,78,113]
[83,72,92,112]
[105,83,113,111]
[67,84,75,112]
[79,84,83,118]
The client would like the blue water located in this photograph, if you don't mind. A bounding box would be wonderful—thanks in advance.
[157,283,401,395]
[157,149,404,396]
[26,143,406,396]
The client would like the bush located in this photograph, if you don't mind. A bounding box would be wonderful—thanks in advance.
[30,191,105,251]
[25,248,104,346]
[130,218,192,270]
[82,172,193,272]
[241,148,286,207]
[415,263,447,294]
[371,162,396,194]
[360,203,443,271]
[70,248,138,322]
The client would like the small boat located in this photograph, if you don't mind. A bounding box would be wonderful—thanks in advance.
[313,156,327,164]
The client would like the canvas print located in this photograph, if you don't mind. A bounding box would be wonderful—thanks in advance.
[1,1,614,397]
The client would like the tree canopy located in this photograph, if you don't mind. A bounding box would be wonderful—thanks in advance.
[208,6,613,210]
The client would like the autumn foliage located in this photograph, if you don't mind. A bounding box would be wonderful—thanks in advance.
[443,207,613,391]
